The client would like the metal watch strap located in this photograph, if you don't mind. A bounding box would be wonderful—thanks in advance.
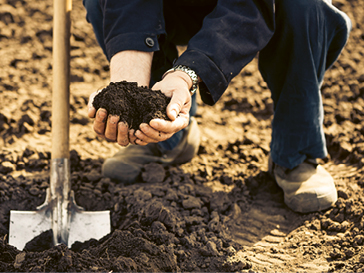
[163,65,198,95]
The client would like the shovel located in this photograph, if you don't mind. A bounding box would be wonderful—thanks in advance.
[9,0,110,250]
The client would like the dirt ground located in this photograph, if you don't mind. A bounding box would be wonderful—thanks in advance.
[0,0,364,272]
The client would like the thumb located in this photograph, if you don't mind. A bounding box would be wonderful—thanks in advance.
[166,99,180,121]
[167,92,189,121]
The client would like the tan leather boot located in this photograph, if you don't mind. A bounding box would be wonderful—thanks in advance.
[102,117,200,183]
[268,155,337,213]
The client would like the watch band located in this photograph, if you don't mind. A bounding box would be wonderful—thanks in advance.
[162,65,199,95]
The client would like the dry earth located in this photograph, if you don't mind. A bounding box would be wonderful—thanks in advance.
[0,0,364,272]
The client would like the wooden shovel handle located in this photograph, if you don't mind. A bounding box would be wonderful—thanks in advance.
[52,0,72,159]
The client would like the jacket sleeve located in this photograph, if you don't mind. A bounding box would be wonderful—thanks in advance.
[100,0,165,61]
[174,0,275,105]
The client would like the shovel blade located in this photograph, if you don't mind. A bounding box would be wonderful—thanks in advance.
[68,210,110,247]
[9,210,111,250]
[9,210,51,251]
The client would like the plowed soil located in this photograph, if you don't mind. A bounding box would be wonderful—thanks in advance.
[0,0,364,272]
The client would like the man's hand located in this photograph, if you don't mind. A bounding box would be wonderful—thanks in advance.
[133,71,192,145]
[88,50,153,146]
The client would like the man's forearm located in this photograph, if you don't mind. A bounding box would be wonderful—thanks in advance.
[110,50,154,87]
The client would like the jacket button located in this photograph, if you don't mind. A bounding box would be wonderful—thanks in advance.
[145,37,155,47]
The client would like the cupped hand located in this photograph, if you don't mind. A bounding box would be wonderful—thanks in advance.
[133,71,192,145]
[87,71,192,146]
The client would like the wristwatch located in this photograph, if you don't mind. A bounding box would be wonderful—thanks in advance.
[163,65,199,95]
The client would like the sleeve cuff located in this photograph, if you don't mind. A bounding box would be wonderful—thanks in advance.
[106,33,160,61]
[174,49,228,106]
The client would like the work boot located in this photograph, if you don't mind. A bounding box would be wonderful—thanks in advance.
[268,155,337,213]
[102,117,200,183]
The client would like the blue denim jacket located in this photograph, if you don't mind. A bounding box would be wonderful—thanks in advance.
[99,0,275,105]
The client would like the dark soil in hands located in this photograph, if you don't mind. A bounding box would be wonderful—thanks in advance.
[92,81,171,130]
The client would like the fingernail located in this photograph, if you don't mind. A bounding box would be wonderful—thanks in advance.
[171,109,177,119]
[109,115,119,124]
[140,123,148,131]
[98,109,107,122]
[98,108,107,116]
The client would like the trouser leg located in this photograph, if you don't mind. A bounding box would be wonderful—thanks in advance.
[83,0,198,151]
[259,0,351,169]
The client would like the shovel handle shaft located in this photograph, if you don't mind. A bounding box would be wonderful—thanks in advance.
[52,0,72,159]
[51,0,72,247]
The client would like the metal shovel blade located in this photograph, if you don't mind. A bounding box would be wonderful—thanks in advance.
[9,209,52,251]
[9,159,110,250]
[9,192,111,251]
[68,209,110,247]
[9,209,110,251]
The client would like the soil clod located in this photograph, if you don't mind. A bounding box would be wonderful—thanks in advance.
[93,81,171,130]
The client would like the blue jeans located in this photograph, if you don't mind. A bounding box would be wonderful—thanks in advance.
[83,0,351,168]
[259,0,351,168]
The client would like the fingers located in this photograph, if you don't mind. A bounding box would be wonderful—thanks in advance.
[93,108,108,136]
[150,113,189,133]
[128,129,139,145]
[136,123,173,143]
[93,111,181,146]
[104,115,120,142]
[116,122,129,146]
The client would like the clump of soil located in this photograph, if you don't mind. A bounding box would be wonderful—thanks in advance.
[92,81,171,129]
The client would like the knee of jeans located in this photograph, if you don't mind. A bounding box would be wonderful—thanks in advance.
[83,0,101,23]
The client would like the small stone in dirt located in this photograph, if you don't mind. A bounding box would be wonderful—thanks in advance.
[151,221,167,232]
[83,169,102,183]
[227,203,242,220]
[310,219,321,231]
[165,188,178,201]
[223,255,252,271]
[226,246,236,256]
[0,182,9,190]
[185,215,204,226]
[134,188,152,201]
[28,186,40,196]
[14,252,26,269]
[210,191,232,213]
[149,185,166,197]
[354,235,364,246]
[330,249,344,260]
[0,161,15,174]
[206,241,220,256]
[182,196,203,209]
